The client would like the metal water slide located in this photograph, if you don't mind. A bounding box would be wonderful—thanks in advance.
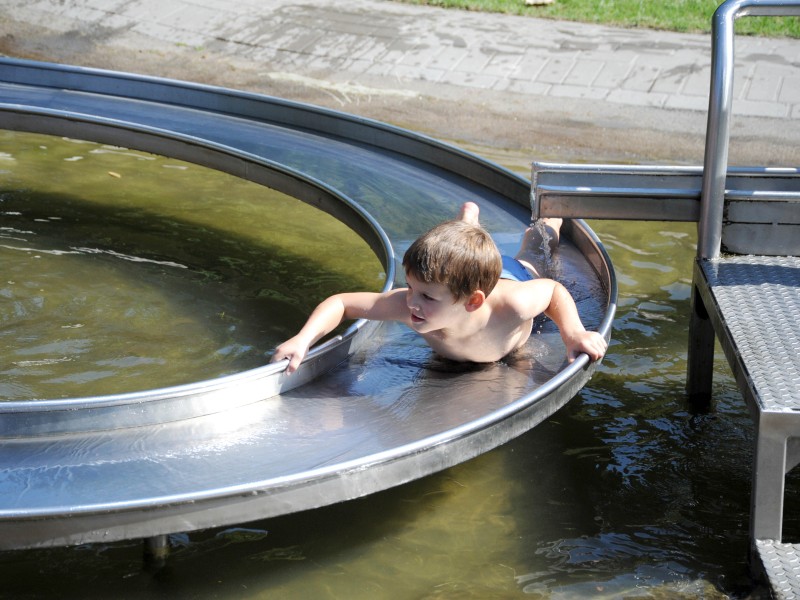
[0,58,616,549]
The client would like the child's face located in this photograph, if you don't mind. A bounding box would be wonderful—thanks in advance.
[404,272,467,333]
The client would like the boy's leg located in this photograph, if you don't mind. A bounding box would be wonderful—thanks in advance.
[458,202,562,277]
[514,218,563,277]
[527,218,562,253]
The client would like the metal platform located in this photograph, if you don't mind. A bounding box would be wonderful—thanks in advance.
[694,256,800,596]
[0,58,615,549]
[757,540,800,599]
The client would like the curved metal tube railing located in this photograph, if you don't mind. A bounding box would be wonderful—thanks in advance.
[698,0,800,259]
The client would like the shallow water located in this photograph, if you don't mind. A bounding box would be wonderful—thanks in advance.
[0,132,791,598]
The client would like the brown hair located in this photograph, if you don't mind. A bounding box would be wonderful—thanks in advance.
[402,219,502,301]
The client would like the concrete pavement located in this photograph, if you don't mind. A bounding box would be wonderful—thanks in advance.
[0,0,798,165]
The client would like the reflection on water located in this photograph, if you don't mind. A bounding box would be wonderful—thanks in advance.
[0,133,787,598]
[0,132,383,399]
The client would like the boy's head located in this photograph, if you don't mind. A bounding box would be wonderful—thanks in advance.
[402,219,502,301]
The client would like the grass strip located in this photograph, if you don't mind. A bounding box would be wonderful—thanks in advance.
[395,0,800,38]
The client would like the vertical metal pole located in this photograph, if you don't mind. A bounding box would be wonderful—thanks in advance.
[696,0,800,259]
[697,1,738,261]
[688,0,739,399]
[143,534,170,570]
[686,281,715,401]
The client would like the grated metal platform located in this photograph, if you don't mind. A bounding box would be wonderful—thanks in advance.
[695,255,800,416]
[694,255,800,599]
[757,540,800,600]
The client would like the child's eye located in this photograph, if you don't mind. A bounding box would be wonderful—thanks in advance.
[423,293,436,301]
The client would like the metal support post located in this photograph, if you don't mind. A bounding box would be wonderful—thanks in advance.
[686,276,716,402]
[751,417,788,542]
[143,535,170,570]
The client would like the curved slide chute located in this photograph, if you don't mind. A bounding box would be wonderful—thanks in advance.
[0,58,616,549]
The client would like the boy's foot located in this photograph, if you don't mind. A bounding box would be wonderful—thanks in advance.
[515,218,562,278]
[458,201,480,225]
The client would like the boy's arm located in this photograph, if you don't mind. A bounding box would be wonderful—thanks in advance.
[532,280,607,363]
[271,289,408,374]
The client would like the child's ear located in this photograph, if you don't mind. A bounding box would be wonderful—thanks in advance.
[464,290,485,312]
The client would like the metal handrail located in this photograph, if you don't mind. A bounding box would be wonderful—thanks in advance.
[698,0,800,259]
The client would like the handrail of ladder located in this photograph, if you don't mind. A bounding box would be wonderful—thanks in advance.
[698,0,800,259]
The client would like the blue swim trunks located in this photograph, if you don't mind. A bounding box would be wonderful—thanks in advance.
[500,255,534,282]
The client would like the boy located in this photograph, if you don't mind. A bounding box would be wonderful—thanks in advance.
[271,202,607,374]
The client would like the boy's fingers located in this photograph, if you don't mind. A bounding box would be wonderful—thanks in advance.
[271,354,288,366]
[566,333,607,363]
[286,353,304,374]
[589,336,608,361]
[269,349,295,373]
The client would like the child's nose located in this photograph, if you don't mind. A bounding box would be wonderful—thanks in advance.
[406,291,419,310]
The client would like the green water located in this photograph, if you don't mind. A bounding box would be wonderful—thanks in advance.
[0,132,785,598]
[0,132,383,399]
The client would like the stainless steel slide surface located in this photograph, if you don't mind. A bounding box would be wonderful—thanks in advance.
[0,58,616,549]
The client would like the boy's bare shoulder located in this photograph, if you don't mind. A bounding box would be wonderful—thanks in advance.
[494,277,555,296]
[341,288,410,322]
[492,278,555,318]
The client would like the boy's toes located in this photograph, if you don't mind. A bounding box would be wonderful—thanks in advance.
[459,201,480,224]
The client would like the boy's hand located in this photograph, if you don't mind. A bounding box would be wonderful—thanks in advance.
[270,336,311,375]
[565,330,607,363]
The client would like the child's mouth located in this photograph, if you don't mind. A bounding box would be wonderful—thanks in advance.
[410,313,425,324]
